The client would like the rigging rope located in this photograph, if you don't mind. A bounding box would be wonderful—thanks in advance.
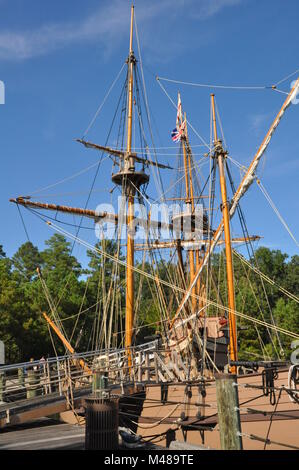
[239,431,299,450]
[225,160,283,356]
[274,67,299,87]
[157,66,299,92]
[256,179,299,247]
[43,219,299,341]
[157,76,271,90]
[29,158,110,196]
[134,12,166,202]
[82,62,126,138]
[16,204,31,242]
[48,69,127,318]
[233,249,299,304]
[156,78,211,151]
[210,102,280,356]
[263,387,282,449]
[130,403,180,429]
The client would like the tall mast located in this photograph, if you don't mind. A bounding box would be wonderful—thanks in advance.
[185,118,202,309]
[127,5,134,156]
[211,94,237,371]
[181,114,196,312]
[174,78,299,323]
[126,5,135,358]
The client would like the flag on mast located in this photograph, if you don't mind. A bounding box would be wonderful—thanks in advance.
[171,128,182,142]
[171,92,185,142]
[176,92,183,129]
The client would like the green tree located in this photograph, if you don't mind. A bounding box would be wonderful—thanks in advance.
[273,298,299,357]
[42,234,81,278]
[12,241,42,281]
[1,238,298,364]
[284,255,299,294]
[0,245,5,258]
[85,240,125,349]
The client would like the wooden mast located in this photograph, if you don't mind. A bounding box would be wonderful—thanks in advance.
[174,78,299,324]
[181,113,196,312]
[125,5,135,360]
[211,94,237,371]
[9,197,173,232]
[185,117,202,308]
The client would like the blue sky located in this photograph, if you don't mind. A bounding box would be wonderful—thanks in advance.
[0,0,298,266]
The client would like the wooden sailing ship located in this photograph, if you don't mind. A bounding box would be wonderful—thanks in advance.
[9,5,299,449]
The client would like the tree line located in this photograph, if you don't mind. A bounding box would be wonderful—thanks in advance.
[0,234,298,363]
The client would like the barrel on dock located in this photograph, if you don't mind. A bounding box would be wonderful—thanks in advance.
[85,398,119,450]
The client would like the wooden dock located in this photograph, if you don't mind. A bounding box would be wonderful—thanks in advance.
[0,419,85,450]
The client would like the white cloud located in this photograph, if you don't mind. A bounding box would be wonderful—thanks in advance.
[0,1,131,60]
[0,0,243,61]
[188,0,242,19]
[249,112,271,133]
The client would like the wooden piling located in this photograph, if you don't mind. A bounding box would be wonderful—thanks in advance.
[18,368,25,388]
[145,353,150,382]
[26,369,39,399]
[0,372,5,402]
[215,373,243,450]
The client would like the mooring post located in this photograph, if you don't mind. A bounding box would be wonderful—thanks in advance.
[215,373,243,450]
[137,352,142,382]
[154,352,159,383]
[57,359,62,396]
[92,371,108,398]
[46,359,51,394]
[26,368,39,399]
[145,352,150,382]
[18,367,25,388]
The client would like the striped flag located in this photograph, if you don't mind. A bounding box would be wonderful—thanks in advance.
[171,128,181,142]
[171,92,185,143]
[176,92,183,129]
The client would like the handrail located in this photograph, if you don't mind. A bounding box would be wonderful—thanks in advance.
[0,340,158,373]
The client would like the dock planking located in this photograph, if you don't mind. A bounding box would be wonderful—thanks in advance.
[0,418,85,450]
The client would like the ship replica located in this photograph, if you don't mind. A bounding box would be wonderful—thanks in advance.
[9,6,299,450]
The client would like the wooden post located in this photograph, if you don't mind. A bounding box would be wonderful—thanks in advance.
[92,371,108,397]
[18,368,25,388]
[154,353,159,383]
[145,353,150,382]
[137,352,142,382]
[46,360,52,394]
[215,373,243,450]
[118,352,124,383]
[57,359,62,396]
[0,372,5,402]
[26,369,39,399]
